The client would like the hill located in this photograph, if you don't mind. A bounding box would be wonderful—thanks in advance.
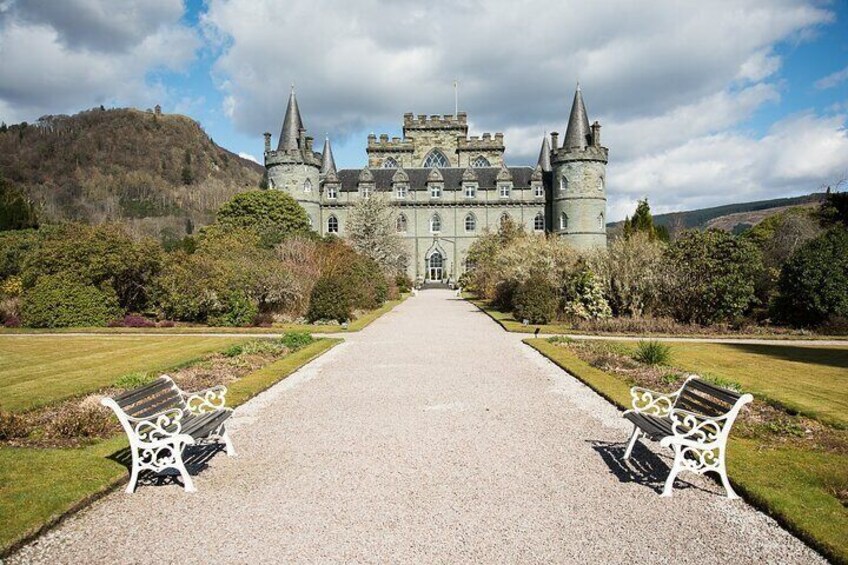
[609,193,826,235]
[0,107,264,239]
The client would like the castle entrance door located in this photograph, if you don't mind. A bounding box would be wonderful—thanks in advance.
[427,251,444,281]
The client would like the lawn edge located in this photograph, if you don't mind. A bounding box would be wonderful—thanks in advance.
[0,337,342,559]
[523,337,844,565]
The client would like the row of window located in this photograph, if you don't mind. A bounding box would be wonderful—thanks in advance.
[326,212,546,235]
[380,151,492,169]
[322,184,544,200]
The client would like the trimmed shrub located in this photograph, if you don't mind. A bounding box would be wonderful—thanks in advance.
[21,275,121,328]
[279,331,314,351]
[772,228,848,327]
[307,276,352,323]
[209,291,259,327]
[216,190,312,247]
[633,340,672,366]
[513,274,558,324]
[395,273,413,294]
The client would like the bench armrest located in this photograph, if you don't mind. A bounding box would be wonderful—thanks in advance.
[124,407,189,444]
[659,408,727,448]
[628,387,679,417]
[183,385,228,414]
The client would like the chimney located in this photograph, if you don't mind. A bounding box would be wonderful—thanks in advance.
[263,132,271,153]
[550,131,559,149]
[591,121,601,147]
[305,136,313,154]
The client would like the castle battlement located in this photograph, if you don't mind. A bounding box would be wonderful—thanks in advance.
[403,112,468,131]
[551,145,609,164]
[457,133,504,151]
[367,134,414,153]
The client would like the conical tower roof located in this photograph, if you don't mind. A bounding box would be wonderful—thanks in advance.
[537,134,552,172]
[562,84,591,150]
[320,137,336,175]
[277,88,304,152]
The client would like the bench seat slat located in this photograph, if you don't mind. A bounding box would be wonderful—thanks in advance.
[686,379,742,403]
[675,392,730,417]
[114,379,172,407]
[181,411,231,439]
[125,390,183,418]
[624,412,674,441]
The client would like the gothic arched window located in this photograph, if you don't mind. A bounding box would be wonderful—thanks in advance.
[534,212,545,232]
[471,155,490,168]
[560,212,568,230]
[598,212,605,229]
[327,215,339,234]
[560,176,568,191]
[423,150,449,168]
[303,178,312,192]
[382,157,399,168]
[396,214,408,233]
[464,213,476,232]
[430,213,442,233]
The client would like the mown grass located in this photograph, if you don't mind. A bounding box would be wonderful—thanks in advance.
[0,338,340,556]
[0,336,249,412]
[526,338,848,564]
[0,295,408,335]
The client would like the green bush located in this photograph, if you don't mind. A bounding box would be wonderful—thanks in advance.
[663,229,762,325]
[21,275,121,328]
[395,273,412,294]
[346,256,388,310]
[512,274,558,324]
[279,331,314,351]
[307,276,352,323]
[562,269,612,320]
[491,279,518,312]
[772,228,848,327]
[216,190,312,247]
[0,229,42,279]
[633,340,672,366]
[209,291,258,327]
[114,372,155,389]
[221,344,244,358]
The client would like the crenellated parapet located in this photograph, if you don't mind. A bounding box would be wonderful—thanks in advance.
[551,144,608,165]
[403,112,468,132]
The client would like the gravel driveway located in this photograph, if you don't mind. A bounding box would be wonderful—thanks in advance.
[9,289,823,563]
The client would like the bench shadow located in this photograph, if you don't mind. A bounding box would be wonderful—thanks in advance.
[587,440,713,496]
[107,443,225,489]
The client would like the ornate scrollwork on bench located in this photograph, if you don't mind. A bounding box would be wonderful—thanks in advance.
[184,386,228,415]
[630,387,677,417]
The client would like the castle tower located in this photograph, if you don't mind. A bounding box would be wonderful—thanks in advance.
[550,84,608,250]
[264,88,321,228]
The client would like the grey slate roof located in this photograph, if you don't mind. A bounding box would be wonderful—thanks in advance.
[278,90,304,152]
[321,137,336,174]
[333,167,536,192]
[563,85,591,150]
[537,136,552,172]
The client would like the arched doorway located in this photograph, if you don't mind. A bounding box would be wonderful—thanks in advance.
[427,251,444,281]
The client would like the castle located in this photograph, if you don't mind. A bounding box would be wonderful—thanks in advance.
[263,85,608,282]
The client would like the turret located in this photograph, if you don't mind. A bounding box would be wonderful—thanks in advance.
[264,86,321,230]
[550,84,608,250]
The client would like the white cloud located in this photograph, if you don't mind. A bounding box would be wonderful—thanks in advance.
[238,151,258,163]
[815,65,848,90]
[0,0,199,123]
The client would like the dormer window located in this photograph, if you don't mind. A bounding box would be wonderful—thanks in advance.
[396,184,408,199]
[326,185,337,199]
[499,184,511,198]
[430,184,442,199]
[360,185,371,199]
[423,150,449,168]
[464,183,477,198]
[534,184,544,198]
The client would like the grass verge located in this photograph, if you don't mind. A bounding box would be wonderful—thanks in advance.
[0,338,340,557]
[526,338,848,564]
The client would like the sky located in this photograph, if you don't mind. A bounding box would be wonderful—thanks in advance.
[0,0,846,220]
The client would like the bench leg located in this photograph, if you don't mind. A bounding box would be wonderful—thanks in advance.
[662,447,684,497]
[718,454,739,499]
[126,461,140,494]
[623,426,641,460]
[222,428,237,457]
[174,455,196,493]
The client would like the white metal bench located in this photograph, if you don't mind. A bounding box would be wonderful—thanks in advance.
[622,375,752,498]
[101,375,236,493]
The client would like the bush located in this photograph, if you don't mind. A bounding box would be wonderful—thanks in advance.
[21,275,121,328]
[395,273,412,294]
[216,190,312,247]
[772,228,848,327]
[633,340,672,365]
[307,276,352,323]
[0,229,42,280]
[512,274,558,324]
[279,331,314,351]
[114,372,155,389]
[592,232,665,317]
[209,291,259,327]
[662,230,762,325]
[562,269,612,321]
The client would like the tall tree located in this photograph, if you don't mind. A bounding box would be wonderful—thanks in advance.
[345,194,409,273]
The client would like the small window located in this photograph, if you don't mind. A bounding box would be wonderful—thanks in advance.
[534,212,544,231]
[423,150,449,168]
[327,215,339,234]
[360,185,371,199]
[396,214,408,233]
[382,157,399,168]
[560,212,568,230]
[464,183,476,198]
[599,174,605,191]
[534,183,544,198]
[471,155,490,168]
[430,184,442,199]
[303,178,312,193]
[396,184,408,199]
[560,176,568,191]
[598,212,605,229]
[430,214,442,233]
[499,184,510,198]
[465,213,476,232]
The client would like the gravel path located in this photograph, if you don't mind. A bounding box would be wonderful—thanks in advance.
[9,290,823,563]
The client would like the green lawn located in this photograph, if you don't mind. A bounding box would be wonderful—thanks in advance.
[526,338,848,564]
[0,338,341,556]
[0,336,249,412]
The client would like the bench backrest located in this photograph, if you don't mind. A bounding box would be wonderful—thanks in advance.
[109,376,184,419]
[673,378,744,418]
